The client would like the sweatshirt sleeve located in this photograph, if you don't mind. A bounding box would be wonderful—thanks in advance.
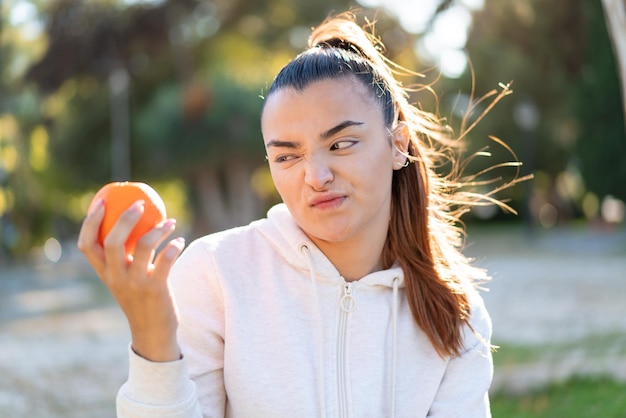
[427,288,494,418]
[172,237,228,416]
[116,347,203,417]
[115,237,227,418]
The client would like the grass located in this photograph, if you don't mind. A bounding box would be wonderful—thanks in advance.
[490,334,626,417]
[491,376,626,418]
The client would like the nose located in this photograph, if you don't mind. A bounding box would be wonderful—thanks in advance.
[304,155,333,190]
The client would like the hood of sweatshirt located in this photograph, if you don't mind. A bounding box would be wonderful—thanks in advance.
[252,203,405,289]
[252,203,406,416]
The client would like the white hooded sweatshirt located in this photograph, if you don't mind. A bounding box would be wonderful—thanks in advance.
[117,204,493,418]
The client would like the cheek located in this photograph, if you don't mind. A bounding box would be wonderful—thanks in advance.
[269,168,295,200]
[360,153,394,179]
[362,160,395,196]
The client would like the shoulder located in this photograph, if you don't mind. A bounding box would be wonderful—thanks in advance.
[469,286,492,337]
[169,220,268,284]
[182,203,296,257]
[460,282,493,355]
[169,218,277,298]
[184,218,271,259]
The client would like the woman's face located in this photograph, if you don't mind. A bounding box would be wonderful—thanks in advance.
[261,77,408,248]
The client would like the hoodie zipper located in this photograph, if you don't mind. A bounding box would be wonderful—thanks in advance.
[337,282,356,418]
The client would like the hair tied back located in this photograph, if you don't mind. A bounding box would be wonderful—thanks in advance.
[308,12,383,62]
[316,38,368,59]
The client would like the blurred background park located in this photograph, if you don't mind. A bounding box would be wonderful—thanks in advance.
[1,0,625,416]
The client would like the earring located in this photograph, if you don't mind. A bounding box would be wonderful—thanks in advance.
[395,159,409,168]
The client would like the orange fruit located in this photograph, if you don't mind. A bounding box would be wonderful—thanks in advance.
[88,181,167,256]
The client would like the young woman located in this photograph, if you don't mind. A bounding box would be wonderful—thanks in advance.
[79,11,514,418]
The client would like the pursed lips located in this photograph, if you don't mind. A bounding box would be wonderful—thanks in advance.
[308,193,346,208]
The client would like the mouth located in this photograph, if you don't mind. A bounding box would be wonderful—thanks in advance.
[309,194,346,209]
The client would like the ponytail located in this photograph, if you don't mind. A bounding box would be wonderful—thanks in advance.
[266,11,521,357]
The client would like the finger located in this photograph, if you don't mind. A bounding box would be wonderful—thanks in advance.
[77,198,105,252]
[77,198,106,273]
[129,219,177,276]
[104,200,144,278]
[152,237,186,283]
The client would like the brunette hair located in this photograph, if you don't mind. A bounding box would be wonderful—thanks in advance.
[264,12,523,357]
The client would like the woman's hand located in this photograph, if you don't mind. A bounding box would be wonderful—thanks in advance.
[77,198,186,362]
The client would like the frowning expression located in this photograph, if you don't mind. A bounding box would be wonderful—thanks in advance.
[261,77,408,248]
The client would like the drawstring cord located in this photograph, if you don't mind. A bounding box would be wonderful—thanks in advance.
[390,276,400,418]
[300,244,327,418]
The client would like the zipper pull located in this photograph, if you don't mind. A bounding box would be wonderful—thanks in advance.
[340,282,357,312]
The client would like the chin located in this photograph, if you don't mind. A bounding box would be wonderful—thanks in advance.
[310,224,355,244]
[292,209,354,243]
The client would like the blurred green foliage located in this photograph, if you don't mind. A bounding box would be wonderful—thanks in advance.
[0,0,624,258]
[446,0,625,224]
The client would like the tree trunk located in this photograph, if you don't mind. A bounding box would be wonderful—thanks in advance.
[188,160,264,237]
[602,0,626,136]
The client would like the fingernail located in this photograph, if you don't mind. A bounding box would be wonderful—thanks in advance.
[173,237,186,250]
[130,200,145,211]
[164,237,185,258]
[163,219,177,229]
[88,198,104,215]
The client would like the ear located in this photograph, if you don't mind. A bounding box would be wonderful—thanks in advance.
[391,122,410,170]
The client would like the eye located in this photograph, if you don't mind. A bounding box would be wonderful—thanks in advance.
[330,140,356,150]
[274,154,299,163]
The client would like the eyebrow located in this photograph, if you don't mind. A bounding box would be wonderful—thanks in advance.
[320,120,364,139]
[265,120,364,149]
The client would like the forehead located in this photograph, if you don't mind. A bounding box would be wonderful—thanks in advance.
[261,77,383,134]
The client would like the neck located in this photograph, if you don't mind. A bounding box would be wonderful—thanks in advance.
[310,230,388,282]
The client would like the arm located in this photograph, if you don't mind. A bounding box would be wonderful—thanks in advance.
[115,239,227,417]
[427,290,494,418]
[169,239,228,415]
[78,198,184,362]
[117,241,226,418]
[77,200,206,417]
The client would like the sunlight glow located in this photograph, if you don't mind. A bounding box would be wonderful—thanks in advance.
[439,49,468,79]
[392,0,439,34]
[356,0,383,8]
[460,0,485,10]
[602,196,626,224]
[432,5,472,49]
[120,0,166,6]
[8,0,44,40]
[43,237,62,263]
[8,0,37,26]
[357,0,482,79]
